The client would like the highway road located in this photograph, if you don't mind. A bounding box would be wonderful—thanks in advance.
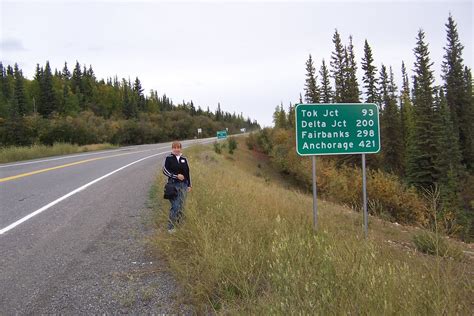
[0,138,215,314]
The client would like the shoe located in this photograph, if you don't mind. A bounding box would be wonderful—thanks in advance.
[167,228,176,234]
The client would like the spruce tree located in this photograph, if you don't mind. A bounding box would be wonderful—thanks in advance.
[189,100,196,116]
[433,88,470,238]
[378,65,402,172]
[38,61,57,117]
[362,39,378,103]
[406,29,437,188]
[122,79,136,119]
[462,67,474,170]
[12,63,27,117]
[400,61,415,175]
[6,65,13,76]
[81,65,96,108]
[0,62,10,116]
[4,65,28,146]
[378,65,389,111]
[432,88,463,209]
[216,103,222,121]
[319,59,333,103]
[62,62,71,80]
[71,61,83,94]
[287,103,295,128]
[442,14,474,171]
[304,54,320,103]
[344,36,360,102]
[441,15,463,144]
[133,77,145,112]
[2,64,14,101]
[330,29,346,102]
[0,62,10,100]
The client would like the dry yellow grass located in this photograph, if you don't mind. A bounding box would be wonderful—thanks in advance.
[0,142,117,163]
[151,143,473,314]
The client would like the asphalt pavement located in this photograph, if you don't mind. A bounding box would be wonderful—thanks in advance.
[0,138,215,314]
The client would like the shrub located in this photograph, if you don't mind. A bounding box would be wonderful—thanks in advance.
[213,141,222,154]
[249,129,430,226]
[227,137,237,154]
[413,231,463,259]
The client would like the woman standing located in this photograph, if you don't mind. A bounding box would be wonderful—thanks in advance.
[162,141,192,232]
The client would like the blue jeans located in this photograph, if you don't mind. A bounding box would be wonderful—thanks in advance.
[168,181,188,229]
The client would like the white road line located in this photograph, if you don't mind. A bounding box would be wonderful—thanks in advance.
[0,137,218,169]
[0,144,175,169]
[0,151,166,235]
[0,137,218,235]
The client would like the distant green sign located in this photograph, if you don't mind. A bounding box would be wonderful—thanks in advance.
[295,103,380,156]
[217,130,227,139]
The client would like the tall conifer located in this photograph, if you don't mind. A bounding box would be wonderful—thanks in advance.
[432,88,463,206]
[71,61,83,94]
[62,62,71,80]
[304,54,320,103]
[330,30,346,102]
[344,36,360,102]
[133,77,145,112]
[287,103,295,128]
[442,14,473,170]
[0,62,9,100]
[378,65,402,172]
[362,40,378,103]
[319,59,333,103]
[38,61,57,117]
[462,67,474,170]
[406,30,437,188]
[400,61,415,175]
[12,63,27,117]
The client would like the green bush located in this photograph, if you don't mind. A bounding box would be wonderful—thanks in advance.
[213,141,222,154]
[227,137,237,154]
[413,231,463,259]
[249,128,430,226]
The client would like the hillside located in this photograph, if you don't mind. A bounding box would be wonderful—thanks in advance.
[150,138,473,314]
[0,61,259,148]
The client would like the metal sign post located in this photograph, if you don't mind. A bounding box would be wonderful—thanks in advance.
[362,153,368,238]
[312,156,318,230]
[295,103,380,237]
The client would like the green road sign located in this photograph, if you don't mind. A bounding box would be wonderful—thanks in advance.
[217,130,227,139]
[295,103,380,156]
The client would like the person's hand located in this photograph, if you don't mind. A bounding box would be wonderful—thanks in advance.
[187,187,192,192]
[177,174,185,181]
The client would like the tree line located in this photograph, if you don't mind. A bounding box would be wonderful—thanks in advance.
[272,14,473,236]
[0,61,259,146]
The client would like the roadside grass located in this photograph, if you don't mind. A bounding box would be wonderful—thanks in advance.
[0,142,117,163]
[150,143,473,314]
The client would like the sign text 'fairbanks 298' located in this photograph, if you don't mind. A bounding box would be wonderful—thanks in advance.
[295,103,380,156]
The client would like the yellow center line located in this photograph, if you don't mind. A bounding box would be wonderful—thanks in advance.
[0,149,156,183]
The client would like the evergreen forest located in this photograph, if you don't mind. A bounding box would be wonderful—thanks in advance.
[269,15,473,239]
[0,60,259,146]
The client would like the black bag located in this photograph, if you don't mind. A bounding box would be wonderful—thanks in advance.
[164,182,178,200]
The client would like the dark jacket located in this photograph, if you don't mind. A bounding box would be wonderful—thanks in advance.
[162,154,191,187]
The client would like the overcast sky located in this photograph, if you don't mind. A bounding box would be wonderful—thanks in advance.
[1,0,472,126]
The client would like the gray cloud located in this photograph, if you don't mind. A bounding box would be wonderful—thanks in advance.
[0,38,27,52]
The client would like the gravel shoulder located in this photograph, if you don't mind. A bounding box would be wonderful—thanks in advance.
[28,187,194,314]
